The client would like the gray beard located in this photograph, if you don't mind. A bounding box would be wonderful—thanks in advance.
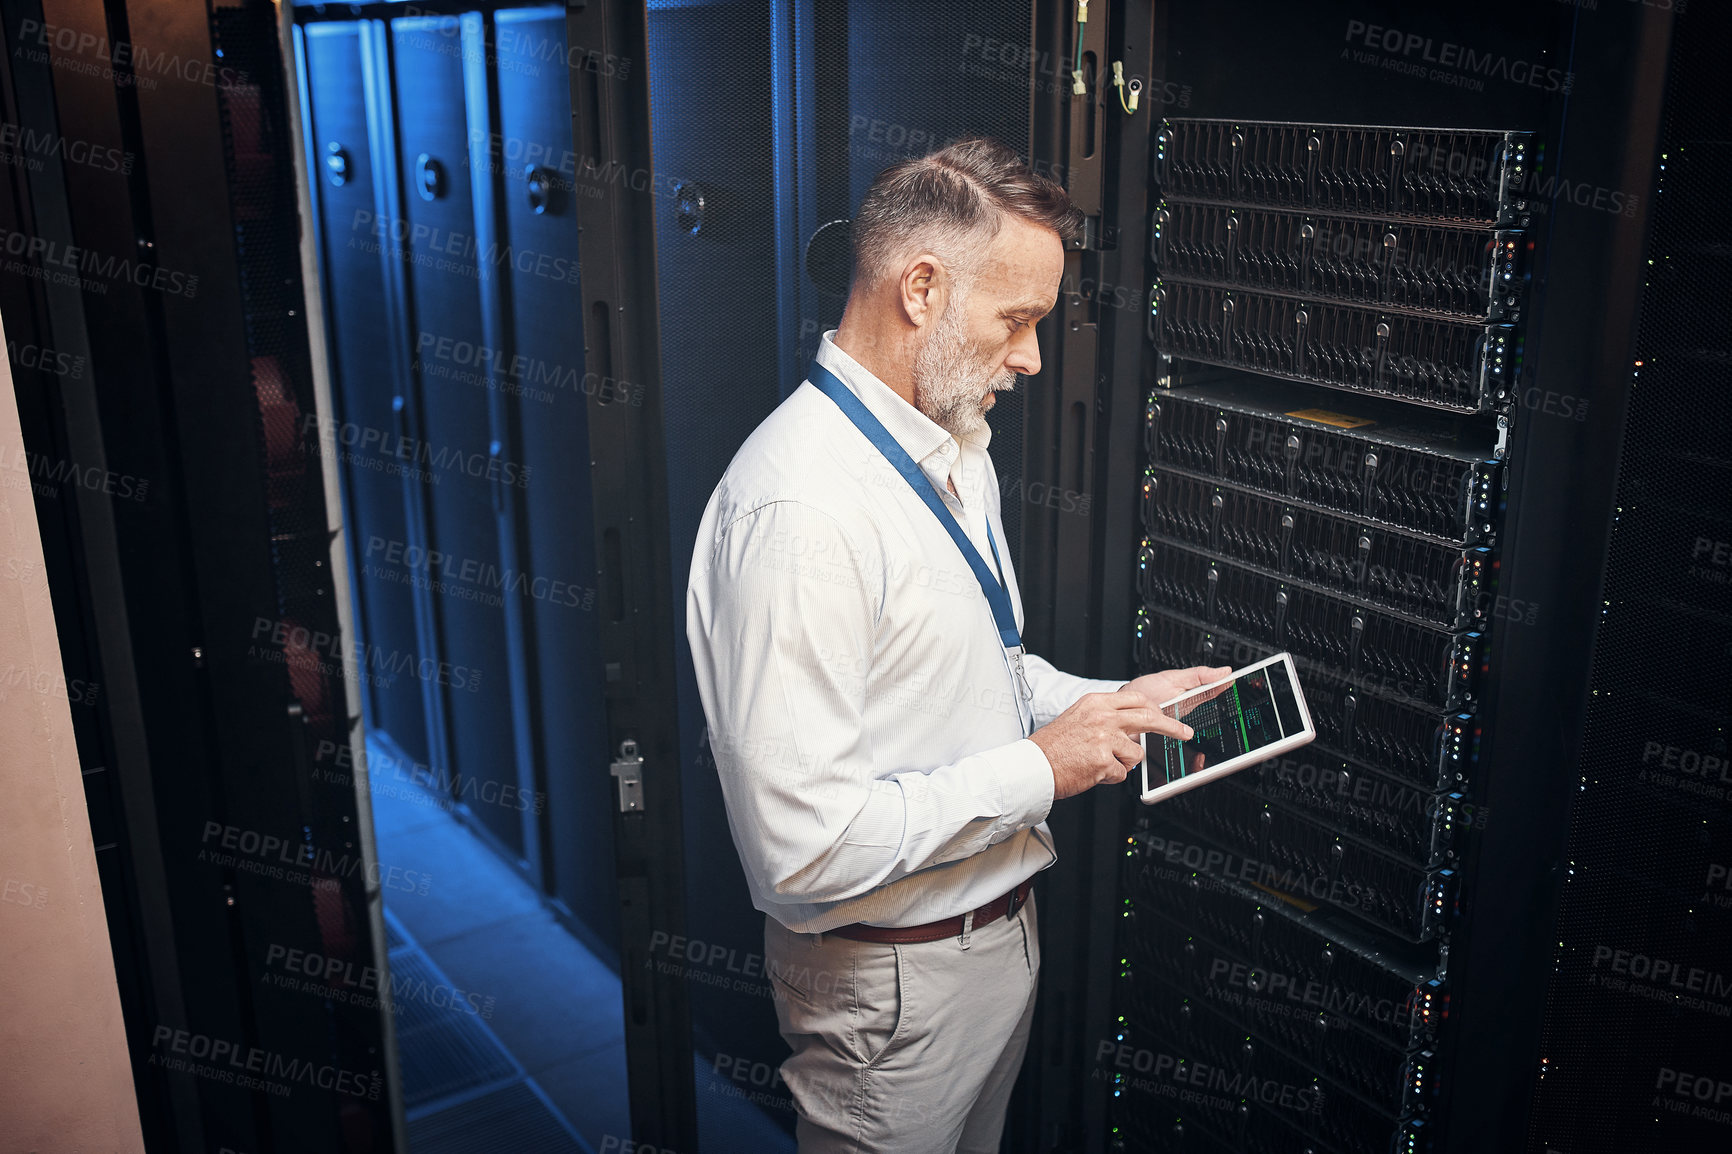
[911,299,1017,439]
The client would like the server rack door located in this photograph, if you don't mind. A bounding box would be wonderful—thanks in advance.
[641,2,790,1130]
[390,14,528,860]
[492,5,617,944]
[301,21,432,769]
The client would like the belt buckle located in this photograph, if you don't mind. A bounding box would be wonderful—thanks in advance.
[1006,882,1027,921]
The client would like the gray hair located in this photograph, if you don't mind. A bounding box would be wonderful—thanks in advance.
[849,137,1083,292]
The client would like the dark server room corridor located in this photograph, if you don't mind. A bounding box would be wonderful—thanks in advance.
[0,1,1727,1153]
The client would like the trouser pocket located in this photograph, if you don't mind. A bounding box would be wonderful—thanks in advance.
[853,943,904,1068]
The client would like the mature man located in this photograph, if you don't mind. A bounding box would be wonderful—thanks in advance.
[686,137,1226,1152]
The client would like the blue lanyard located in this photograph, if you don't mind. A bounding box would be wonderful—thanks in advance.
[807,361,1022,650]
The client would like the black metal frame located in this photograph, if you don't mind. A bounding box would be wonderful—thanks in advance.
[1014,2,1163,1149]
[560,1,698,1146]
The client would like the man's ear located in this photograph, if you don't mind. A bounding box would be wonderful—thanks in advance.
[897,254,946,329]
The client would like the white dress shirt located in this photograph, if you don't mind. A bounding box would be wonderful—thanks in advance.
[686,330,1122,932]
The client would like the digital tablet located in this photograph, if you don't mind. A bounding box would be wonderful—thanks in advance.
[1139,652,1315,804]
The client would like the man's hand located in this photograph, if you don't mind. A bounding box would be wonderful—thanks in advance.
[1120,665,1233,712]
[1031,690,1197,801]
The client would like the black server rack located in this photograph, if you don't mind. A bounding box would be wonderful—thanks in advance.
[642,0,792,1093]
[1070,4,1706,1153]
[300,20,437,771]
[386,13,528,860]
[1107,119,1528,1154]
[1521,4,1732,1150]
[488,4,617,945]
[296,4,617,946]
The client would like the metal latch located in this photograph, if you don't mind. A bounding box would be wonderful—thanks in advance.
[610,739,644,813]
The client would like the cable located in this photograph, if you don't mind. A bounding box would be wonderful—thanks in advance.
[1112,61,1142,114]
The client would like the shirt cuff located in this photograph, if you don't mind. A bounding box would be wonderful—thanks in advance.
[999,738,1057,832]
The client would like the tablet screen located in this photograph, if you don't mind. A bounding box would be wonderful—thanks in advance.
[1151,661,1300,788]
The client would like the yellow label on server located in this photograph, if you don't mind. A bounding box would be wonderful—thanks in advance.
[1285,408,1376,429]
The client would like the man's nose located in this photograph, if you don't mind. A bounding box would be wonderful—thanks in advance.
[1004,327,1041,376]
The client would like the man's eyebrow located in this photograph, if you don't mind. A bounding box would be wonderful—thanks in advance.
[1000,296,1055,318]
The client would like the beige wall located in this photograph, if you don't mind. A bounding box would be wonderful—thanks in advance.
[0,317,145,1153]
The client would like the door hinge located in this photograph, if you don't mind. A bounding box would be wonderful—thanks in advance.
[610,738,644,812]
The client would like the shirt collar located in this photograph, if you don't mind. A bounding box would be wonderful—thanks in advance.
[813,330,993,468]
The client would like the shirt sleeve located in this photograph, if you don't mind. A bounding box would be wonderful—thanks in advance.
[686,499,1055,910]
[1021,653,1127,729]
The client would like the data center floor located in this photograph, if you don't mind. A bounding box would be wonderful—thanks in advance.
[368,733,793,1154]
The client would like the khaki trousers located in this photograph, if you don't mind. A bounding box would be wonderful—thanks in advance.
[762,891,1040,1153]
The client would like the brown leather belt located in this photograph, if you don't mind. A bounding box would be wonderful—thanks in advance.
[827,878,1035,944]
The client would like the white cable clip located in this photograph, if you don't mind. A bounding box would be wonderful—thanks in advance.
[1071,1,1089,96]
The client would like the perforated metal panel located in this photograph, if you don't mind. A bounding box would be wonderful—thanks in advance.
[842,0,1034,559]
[646,0,792,1114]
[300,20,434,764]
[1525,4,1732,1150]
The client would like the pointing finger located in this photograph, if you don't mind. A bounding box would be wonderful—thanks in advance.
[1117,707,1194,741]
